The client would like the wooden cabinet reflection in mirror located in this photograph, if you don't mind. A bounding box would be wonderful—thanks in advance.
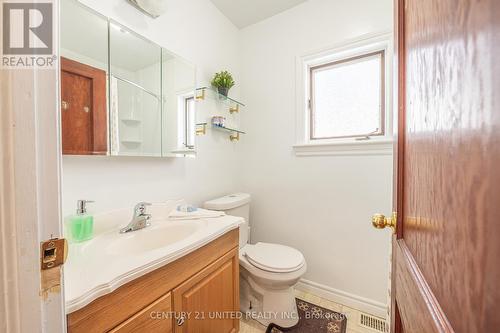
[61,57,107,155]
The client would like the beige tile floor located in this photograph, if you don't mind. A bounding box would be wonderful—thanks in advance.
[239,289,386,333]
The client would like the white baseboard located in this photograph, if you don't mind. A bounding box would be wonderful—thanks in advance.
[295,279,387,318]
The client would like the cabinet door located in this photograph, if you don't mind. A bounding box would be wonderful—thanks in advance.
[110,292,172,333]
[173,248,239,333]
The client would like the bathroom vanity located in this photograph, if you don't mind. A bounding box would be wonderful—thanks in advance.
[65,209,242,333]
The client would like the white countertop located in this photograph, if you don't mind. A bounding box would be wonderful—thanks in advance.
[64,204,242,313]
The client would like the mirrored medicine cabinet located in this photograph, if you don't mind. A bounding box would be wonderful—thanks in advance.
[60,0,196,157]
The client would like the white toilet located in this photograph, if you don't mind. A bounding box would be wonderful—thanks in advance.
[204,193,307,328]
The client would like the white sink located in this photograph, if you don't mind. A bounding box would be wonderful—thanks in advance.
[106,221,200,255]
[65,212,243,314]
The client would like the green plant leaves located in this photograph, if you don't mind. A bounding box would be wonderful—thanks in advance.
[211,70,235,89]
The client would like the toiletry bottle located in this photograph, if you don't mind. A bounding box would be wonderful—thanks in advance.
[66,200,95,242]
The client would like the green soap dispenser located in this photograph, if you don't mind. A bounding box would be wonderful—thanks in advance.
[66,200,95,242]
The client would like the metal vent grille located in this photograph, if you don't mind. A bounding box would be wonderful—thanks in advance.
[359,313,388,332]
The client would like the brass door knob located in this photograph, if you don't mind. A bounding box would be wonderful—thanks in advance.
[372,212,397,233]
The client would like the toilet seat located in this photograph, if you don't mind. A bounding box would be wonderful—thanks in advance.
[242,243,305,273]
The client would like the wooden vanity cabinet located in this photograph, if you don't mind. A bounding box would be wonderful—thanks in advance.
[67,229,239,333]
[173,249,239,333]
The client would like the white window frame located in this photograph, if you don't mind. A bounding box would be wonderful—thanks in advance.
[183,95,196,149]
[176,91,196,151]
[294,32,393,156]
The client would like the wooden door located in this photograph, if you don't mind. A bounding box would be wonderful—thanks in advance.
[61,57,107,155]
[173,248,239,333]
[389,0,500,332]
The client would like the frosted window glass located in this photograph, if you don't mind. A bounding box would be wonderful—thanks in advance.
[311,52,383,139]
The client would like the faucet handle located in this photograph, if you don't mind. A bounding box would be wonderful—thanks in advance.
[134,202,152,215]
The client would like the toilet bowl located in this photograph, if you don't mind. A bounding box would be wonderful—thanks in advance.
[204,193,307,328]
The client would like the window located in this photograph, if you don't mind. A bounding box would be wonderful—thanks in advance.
[294,35,392,156]
[309,50,385,140]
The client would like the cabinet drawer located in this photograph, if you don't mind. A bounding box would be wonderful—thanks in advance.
[110,293,172,333]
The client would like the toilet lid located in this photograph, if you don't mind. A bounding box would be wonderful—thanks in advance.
[243,243,305,273]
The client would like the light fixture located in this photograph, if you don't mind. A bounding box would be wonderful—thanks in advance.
[126,0,167,18]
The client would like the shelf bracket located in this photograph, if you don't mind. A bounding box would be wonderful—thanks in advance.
[195,88,205,100]
[229,104,239,114]
[229,132,240,142]
[196,123,207,136]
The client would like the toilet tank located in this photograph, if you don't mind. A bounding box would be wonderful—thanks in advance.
[204,193,251,249]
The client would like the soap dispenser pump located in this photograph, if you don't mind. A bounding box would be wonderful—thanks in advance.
[66,200,95,242]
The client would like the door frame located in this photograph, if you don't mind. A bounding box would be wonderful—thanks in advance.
[0,0,66,332]
[390,0,405,327]
[391,1,410,329]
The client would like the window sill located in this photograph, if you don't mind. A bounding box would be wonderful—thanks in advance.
[293,139,393,156]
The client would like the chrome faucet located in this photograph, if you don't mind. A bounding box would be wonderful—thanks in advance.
[120,202,152,233]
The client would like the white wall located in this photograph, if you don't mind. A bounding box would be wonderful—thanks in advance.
[239,0,393,316]
[62,0,242,216]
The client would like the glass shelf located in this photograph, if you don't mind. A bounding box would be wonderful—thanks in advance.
[195,87,245,113]
[212,124,245,141]
[212,124,245,134]
[121,139,142,144]
[170,149,196,155]
[121,118,142,125]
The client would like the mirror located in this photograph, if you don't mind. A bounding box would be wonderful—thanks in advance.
[59,0,196,157]
[161,48,197,157]
[109,21,162,157]
[60,0,108,155]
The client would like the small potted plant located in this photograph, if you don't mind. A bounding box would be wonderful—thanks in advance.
[211,70,235,97]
